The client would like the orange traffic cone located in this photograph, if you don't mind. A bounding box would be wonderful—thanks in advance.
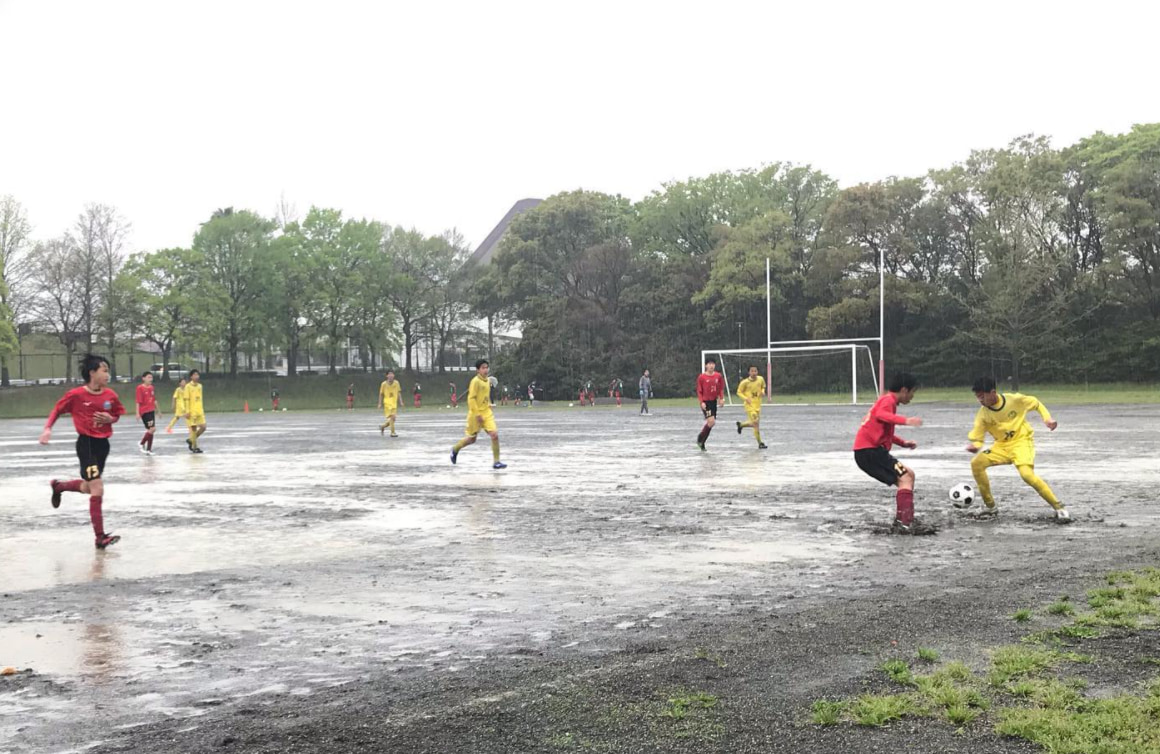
[244,400,250,413]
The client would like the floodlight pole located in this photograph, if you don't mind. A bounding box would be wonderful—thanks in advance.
[878,245,885,394]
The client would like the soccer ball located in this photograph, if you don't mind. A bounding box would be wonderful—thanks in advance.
[569,402,574,407]
[258,408,263,412]
[949,483,975,509]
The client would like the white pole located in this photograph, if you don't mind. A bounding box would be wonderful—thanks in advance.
[766,257,772,398]
[879,246,885,393]
[851,345,857,405]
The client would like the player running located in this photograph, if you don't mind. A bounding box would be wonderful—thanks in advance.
[378,370,401,436]
[735,365,768,449]
[853,372,932,534]
[39,354,125,549]
[966,377,1071,523]
[639,369,651,415]
[450,359,506,470]
[165,377,187,433]
[696,358,726,451]
[135,370,159,455]
[184,369,206,453]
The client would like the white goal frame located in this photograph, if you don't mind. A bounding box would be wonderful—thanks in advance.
[702,344,879,406]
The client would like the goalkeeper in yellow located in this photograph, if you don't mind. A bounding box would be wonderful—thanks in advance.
[377,369,401,437]
[450,359,506,470]
[734,365,768,449]
[965,376,1070,523]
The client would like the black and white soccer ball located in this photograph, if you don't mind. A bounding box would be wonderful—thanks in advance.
[949,483,975,509]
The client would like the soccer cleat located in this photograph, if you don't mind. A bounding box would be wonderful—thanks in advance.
[1054,508,1073,524]
[735,421,742,435]
[758,443,768,449]
[192,447,204,454]
[493,462,507,470]
[450,448,458,465]
[697,441,706,452]
[95,533,120,549]
[138,443,148,454]
[50,480,62,509]
[891,518,938,536]
[186,438,193,452]
[390,433,398,438]
[974,506,999,520]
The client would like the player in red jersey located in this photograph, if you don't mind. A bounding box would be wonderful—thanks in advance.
[695,357,727,451]
[449,381,458,408]
[38,354,126,549]
[135,370,158,455]
[853,372,932,535]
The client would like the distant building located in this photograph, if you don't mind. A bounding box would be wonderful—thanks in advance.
[469,198,543,266]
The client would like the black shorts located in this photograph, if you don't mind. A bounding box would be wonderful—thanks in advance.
[855,447,905,486]
[77,436,111,481]
[141,412,156,429]
[701,399,718,418]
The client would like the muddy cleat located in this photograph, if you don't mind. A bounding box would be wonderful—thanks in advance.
[697,441,706,452]
[735,421,742,435]
[390,432,398,438]
[1054,508,1073,524]
[186,438,193,452]
[50,480,62,509]
[974,507,999,520]
[138,443,148,454]
[95,533,120,549]
[758,443,768,449]
[450,447,459,465]
[890,518,938,536]
[493,462,507,470]
[192,447,204,454]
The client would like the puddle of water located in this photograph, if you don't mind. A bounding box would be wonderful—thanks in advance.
[0,621,158,680]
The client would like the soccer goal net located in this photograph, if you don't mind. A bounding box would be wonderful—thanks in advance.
[702,345,880,406]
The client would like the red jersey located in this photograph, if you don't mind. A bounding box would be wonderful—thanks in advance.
[135,383,156,413]
[46,386,126,439]
[696,372,726,402]
[854,392,909,450]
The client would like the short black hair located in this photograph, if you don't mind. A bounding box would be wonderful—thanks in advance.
[704,357,716,365]
[80,354,108,384]
[386,369,394,375]
[189,368,200,377]
[972,376,997,393]
[475,359,489,370]
[888,372,918,392]
[141,370,153,378]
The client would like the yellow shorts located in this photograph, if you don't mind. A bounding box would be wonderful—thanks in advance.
[466,412,497,436]
[188,412,207,426]
[976,441,1035,468]
[383,406,397,418]
[745,405,761,422]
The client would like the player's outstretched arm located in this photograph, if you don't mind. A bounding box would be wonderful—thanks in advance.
[1026,395,1058,430]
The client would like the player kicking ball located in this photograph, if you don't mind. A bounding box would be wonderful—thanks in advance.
[39,354,125,549]
[966,377,1071,524]
[450,359,506,470]
[853,372,934,535]
[735,365,768,449]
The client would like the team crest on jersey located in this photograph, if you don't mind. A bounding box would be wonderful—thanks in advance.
[104,401,112,409]
[1008,410,1017,418]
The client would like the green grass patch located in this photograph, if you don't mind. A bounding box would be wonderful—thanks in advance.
[1013,609,1034,623]
[664,691,717,721]
[880,660,914,685]
[1048,601,1077,617]
[810,699,846,725]
[916,647,940,663]
[850,694,918,727]
[988,646,1081,687]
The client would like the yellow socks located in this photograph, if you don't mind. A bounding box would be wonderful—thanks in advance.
[491,437,500,463]
[1017,465,1061,509]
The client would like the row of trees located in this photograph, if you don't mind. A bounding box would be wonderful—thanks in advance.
[3,124,1157,393]
[484,124,1160,394]
[0,200,501,384]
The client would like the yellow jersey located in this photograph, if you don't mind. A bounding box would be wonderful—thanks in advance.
[737,376,766,407]
[185,382,204,413]
[173,385,187,413]
[969,392,1053,447]
[379,380,400,410]
[468,374,492,416]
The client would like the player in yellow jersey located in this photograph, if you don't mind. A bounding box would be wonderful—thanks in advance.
[965,376,1070,523]
[377,369,401,437]
[165,377,187,434]
[184,369,207,453]
[734,365,768,449]
[450,359,506,469]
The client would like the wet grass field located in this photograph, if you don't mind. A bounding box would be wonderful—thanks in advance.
[1,402,1158,753]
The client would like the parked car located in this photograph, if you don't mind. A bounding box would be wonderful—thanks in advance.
[150,363,190,379]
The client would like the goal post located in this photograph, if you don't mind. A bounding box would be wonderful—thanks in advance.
[701,344,879,406]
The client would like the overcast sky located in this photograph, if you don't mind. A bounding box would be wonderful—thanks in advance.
[2,0,1157,254]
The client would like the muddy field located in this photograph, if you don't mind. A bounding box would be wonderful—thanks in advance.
[1,402,1158,753]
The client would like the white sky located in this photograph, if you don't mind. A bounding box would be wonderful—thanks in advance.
[1,0,1157,254]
